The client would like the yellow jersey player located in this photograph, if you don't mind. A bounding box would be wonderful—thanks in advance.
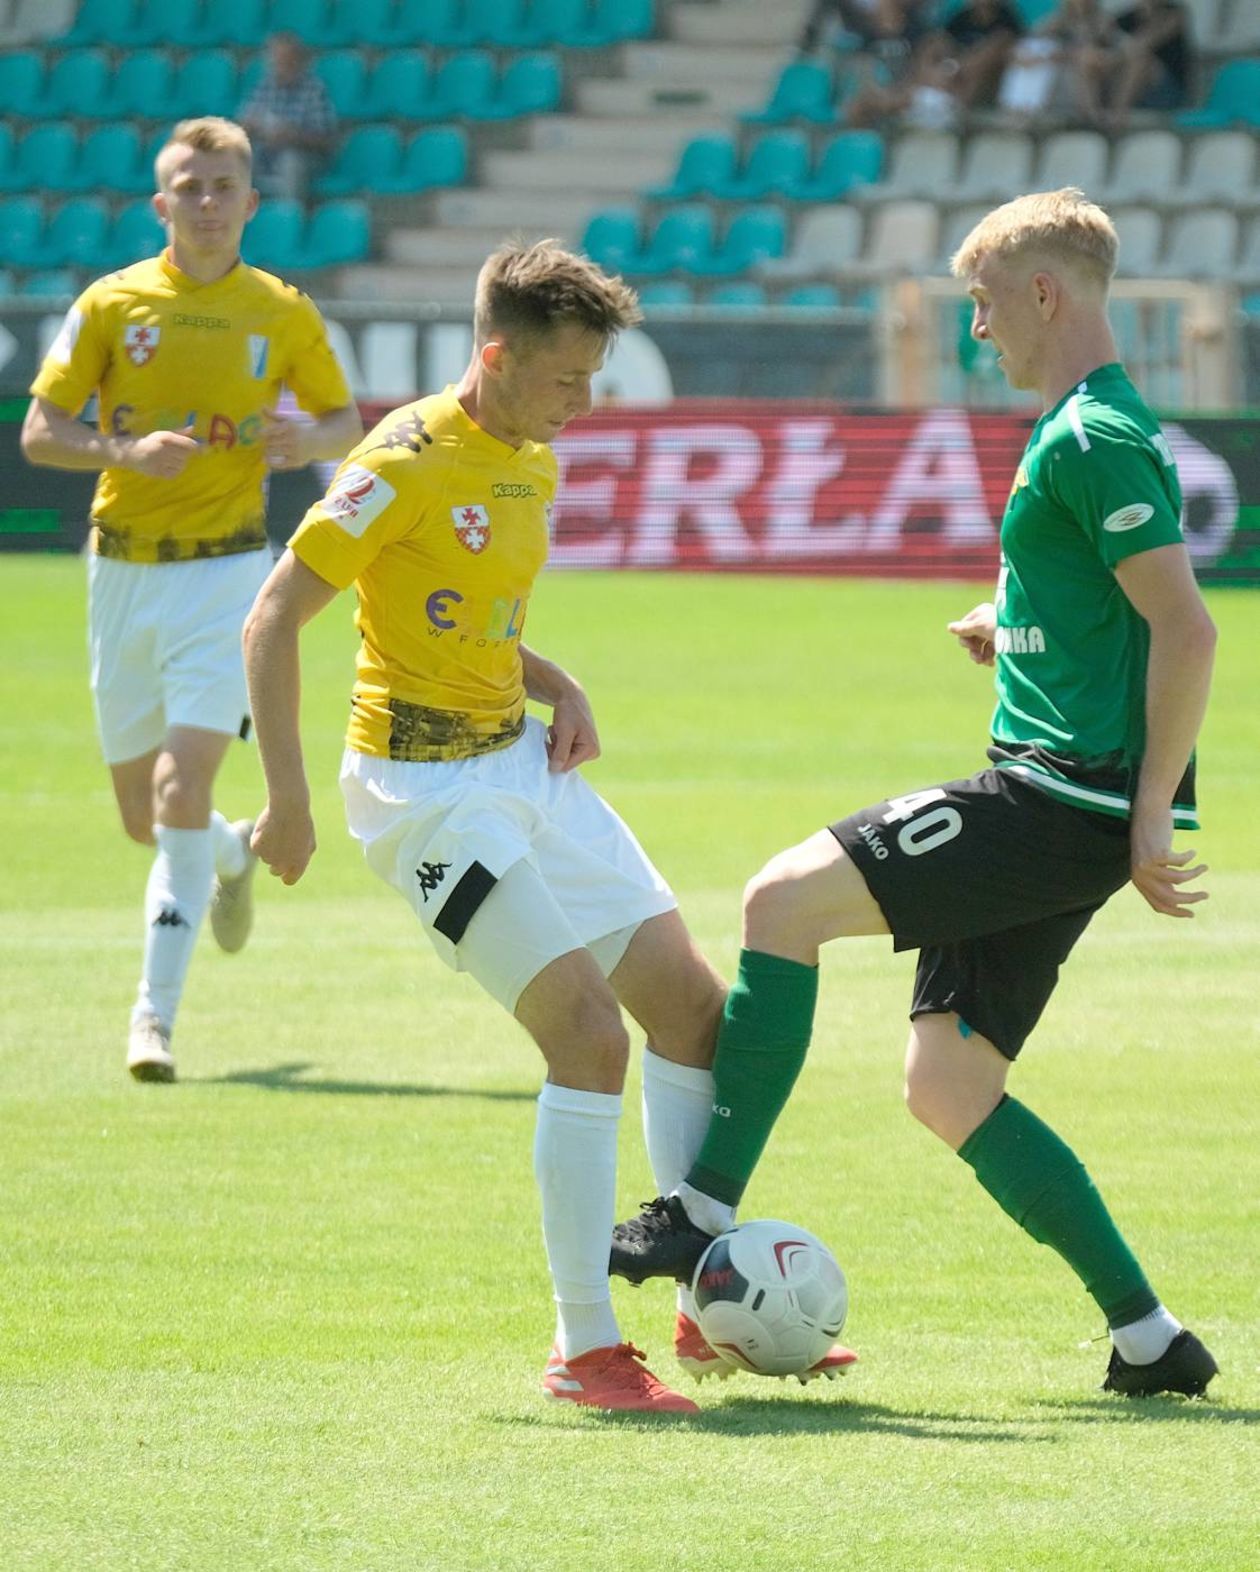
[21,117,362,1083]
[244,242,731,1413]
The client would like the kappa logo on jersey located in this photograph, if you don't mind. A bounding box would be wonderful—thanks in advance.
[452,504,491,554]
[248,334,270,378]
[324,463,397,537]
[1103,503,1155,533]
[124,325,160,366]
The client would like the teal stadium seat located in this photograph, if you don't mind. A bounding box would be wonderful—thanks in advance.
[0,53,44,120]
[41,198,111,270]
[268,0,333,44]
[397,0,478,47]
[67,125,145,195]
[427,52,498,121]
[105,49,175,120]
[378,127,469,193]
[59,0,135,45]
[1177,59,1260,129]
[175,51,240,119]
[10,125,79,194]
[580,208,642,272]
[21,270,79,297]
[300,200,371,268]
[636,279,694,305]
[109,198,167,268]
[711,131,811,200]
[647,135,738,200]
[114,0,195,46]
[490,54,563,118]
[0,127,14,194]
[781,129,883,201]
[574,0,654,45]
[361,53,432,119]
[322,0,397,47]
[0,198,46,268]
[782,283,842,307]
[197,0,267,47]
[465,0,529,45]
[708,280,767,306]
[634,205,717,276]
[241,200,306,273]
[742,61,838,126]
[529,0,594,47]
[700,205,787,277]
[314,125,404,196]
[35,50,111,121]
[314,51,369,119]
[140,0,205,48]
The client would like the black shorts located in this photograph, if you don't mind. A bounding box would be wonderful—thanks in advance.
[829,768,1132,1060]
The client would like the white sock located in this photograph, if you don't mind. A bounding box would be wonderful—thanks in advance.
[135,824,214,1029]
[1111,1305,1182,1365]
[209,810,248,878]
[642,1047,716,1321]
[534,1081,623,1360]
[674,1180,736,1242]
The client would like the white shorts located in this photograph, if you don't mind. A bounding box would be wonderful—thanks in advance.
[340,717,678,1012]
[87,549,272,765]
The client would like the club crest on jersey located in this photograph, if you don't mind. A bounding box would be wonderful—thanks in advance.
[452,504,491,554]
[124,325,160,366]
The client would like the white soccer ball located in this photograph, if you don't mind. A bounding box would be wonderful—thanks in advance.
[692,1218,848,1378]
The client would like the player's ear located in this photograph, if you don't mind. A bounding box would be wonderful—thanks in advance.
[480,340,507,379]
[245,187,260,221]
[152,190,168,224]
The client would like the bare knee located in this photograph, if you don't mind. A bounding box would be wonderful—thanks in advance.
[152,755,211,826]
[743,856,813,950]
[903,1017,1008,1151]
[535,988,630,1094]
[120,811,156,847]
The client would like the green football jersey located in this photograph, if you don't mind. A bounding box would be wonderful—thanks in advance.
[989,362,1197,827]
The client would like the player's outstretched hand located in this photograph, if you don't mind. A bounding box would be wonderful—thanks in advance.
[546,685,600,774]
[252,802,317,886]
[1130,805,1208,918]
[127,424,201,478]
[948,601,997,665]
[261,407,309,470]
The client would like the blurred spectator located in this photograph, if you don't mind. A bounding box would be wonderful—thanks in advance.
[798,0,933,61]
[843,45,965,131]
[238,33,336,202]
[1083,0,1193,129]
[937,0,1025,112]
[997,0,1117,123]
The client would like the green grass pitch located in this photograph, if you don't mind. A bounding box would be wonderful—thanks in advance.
[1,558,1256,1571]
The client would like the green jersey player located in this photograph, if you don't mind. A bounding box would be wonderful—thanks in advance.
[611,189,1219,1399]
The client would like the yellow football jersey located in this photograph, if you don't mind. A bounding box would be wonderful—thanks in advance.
[30,252,351,563]
[290,386,556,762]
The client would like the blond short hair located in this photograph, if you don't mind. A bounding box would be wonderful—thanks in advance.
[156,117,253,187]
[473,239,642,349]
[951,188,1118,287]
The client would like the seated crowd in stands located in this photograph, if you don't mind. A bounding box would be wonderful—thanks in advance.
[798,0,1194,132]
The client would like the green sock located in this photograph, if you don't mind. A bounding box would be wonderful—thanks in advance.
[685,948,818,1208]
[959,1096,1159,1328]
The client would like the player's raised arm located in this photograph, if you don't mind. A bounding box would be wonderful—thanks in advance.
[242,550,340,885]
[260,402,363,471]
[1113,542,1217,918]
[520,644,600,773]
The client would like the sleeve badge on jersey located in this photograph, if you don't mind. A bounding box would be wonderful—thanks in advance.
[1102,503,1155,533]
[48,306,84,365]
[324,463,397,537]
[451,504,491,554]
[124,325,160,366]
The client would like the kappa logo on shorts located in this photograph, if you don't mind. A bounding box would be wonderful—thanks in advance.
[452,504,491,554]
[415,861,451,902]
[324,464,397,537]
[124,325,160,366]
[1103,503,1155,533]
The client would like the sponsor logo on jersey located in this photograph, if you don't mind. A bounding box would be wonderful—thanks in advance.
[994,625,1046,654]
[490,482,538,498]
[324,464,396,537]
[172,313,230,330]
[124,325,160,366]
[452,504,491,554]
[248,334,270,378]
[1102,503,1155,533]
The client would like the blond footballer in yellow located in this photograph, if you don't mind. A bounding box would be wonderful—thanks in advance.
[244,243,729,1414]
[22,117,361,1082]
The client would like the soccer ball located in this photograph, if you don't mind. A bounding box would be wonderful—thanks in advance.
[692,1219,848,1378]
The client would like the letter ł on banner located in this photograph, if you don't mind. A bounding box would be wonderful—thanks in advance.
[761,419,862,559]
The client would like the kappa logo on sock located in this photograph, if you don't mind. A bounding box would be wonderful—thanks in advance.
[152,907,189,929]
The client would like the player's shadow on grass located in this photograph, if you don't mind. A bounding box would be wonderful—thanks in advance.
[195,1061,535,1101]
[1031,1396,1260,1426]
[507,1398,1035,1443]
